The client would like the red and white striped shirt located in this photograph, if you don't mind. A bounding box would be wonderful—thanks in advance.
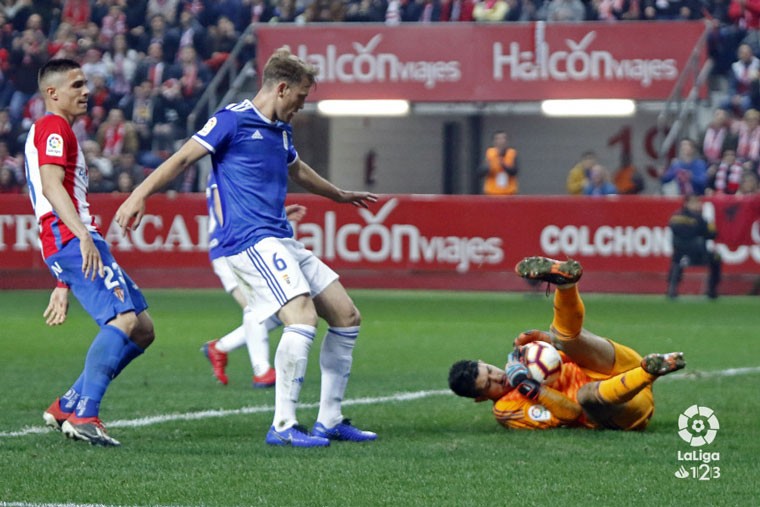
[24,113,97,258]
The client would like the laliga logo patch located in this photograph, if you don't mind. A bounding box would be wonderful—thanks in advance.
[46,134,63,157]
[282,131,288,150]
[198,117,217,136]
[528,404,551,422]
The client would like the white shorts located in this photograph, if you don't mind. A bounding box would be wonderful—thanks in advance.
[212,257,239,293]
[226,237,339,322]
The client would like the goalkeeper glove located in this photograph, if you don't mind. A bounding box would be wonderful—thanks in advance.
[505,360,529,388]
[517,378,541,400]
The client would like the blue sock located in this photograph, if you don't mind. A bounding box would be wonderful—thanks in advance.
[75,325,129,418]
[60,374,84,413]
[113,339,145,378]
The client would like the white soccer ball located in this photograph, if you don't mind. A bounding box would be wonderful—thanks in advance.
[521,341,562,386]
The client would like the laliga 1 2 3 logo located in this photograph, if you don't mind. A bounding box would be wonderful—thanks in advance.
[674,405,721,480]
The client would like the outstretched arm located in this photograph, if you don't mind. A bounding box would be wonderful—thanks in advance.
[288,159,378,208]
[115,139,209,231]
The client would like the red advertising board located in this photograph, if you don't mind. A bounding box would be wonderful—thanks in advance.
[2,194,758,293]
[255,22,706,102]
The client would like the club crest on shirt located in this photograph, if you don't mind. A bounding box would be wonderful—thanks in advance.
[112,286,125,303]
[46,134,63,157]
[198,117,217,136]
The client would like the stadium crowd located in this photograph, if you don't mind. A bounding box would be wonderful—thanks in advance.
[0,0,759,197]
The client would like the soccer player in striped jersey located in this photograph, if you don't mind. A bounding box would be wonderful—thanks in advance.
[25,59,155,446]
[115,47,378,447]
[201,171,307,388]
[448,257,685,431]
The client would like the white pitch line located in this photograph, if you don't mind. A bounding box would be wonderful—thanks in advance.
[0,389,451,438]
[2,366,759,439]
[0,503,184,507]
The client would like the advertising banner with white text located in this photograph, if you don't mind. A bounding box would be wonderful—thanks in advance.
[255,22,706,102]
[2,194,758,293]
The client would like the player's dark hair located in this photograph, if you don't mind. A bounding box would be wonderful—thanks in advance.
[38,58,81,86]
[448,360,480,398]
[262,46,316,87]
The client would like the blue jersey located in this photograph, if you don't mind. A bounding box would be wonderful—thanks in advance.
[193,100,298,257]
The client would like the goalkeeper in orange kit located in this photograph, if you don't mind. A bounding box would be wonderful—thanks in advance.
[448,256,685,431]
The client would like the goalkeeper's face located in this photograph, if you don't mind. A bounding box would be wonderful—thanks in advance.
[475,361,510,401]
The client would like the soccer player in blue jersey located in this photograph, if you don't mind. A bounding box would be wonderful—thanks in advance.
[115,47,378,447]
[26,59,155,447]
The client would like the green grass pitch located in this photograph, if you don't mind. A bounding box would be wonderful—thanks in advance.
[1,289,759,506]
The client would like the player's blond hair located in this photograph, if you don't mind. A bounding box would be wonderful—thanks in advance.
[262,46,316,88]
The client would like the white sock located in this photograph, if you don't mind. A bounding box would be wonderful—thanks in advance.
[316,326,358,429]
[215,324,245,353]
[243,307,271,377]
[272,325,315,431]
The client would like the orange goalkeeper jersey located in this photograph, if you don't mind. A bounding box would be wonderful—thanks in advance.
[492,355,597,430]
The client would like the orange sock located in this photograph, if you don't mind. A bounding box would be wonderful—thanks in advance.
[597,367,656,404]
[551,285,585,340]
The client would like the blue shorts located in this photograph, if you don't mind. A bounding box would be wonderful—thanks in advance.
[45,233,148,326]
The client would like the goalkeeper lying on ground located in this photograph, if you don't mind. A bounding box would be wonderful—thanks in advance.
[448,256,685,430]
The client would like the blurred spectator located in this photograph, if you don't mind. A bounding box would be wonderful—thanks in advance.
[88,73,115,113]
[345,0,389,21]
[728,0,760,55]
[613,153,644,195]
[114,152,147,185]
[243,0,277,23]
[177,9,208,57]
[583,164,617,196]
[736,169,760,194]
[83,139,115,179]
[148,0,181,25]
[134,42,169,88]
[115,170,136,193]
[96,108,140,163]
[81,48,111,85]
[706,148,744,195]
[0,164,22,194]
[700,107,735,166]
[205,15,238,71]
[19,91,45,135]
[8,27,46,127]
[439,0,476,20]
[567,150,597,195]
[544,0,586,20]
[0,109,19,154]
[593,0,640,21]
[104,33,140,102]
[61,0,91,32]
[734,108,760,168]
[721,43,760,116]
[270,0,302,22]
[642,0,700,20]
[120,80,162,152]
[131,14,179,61]
[99,4,128,47]
[661,138,709,196]
[473,0,510,21]
[0,139,22,184]
[88,164,117,193]
[169,46,212,112]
